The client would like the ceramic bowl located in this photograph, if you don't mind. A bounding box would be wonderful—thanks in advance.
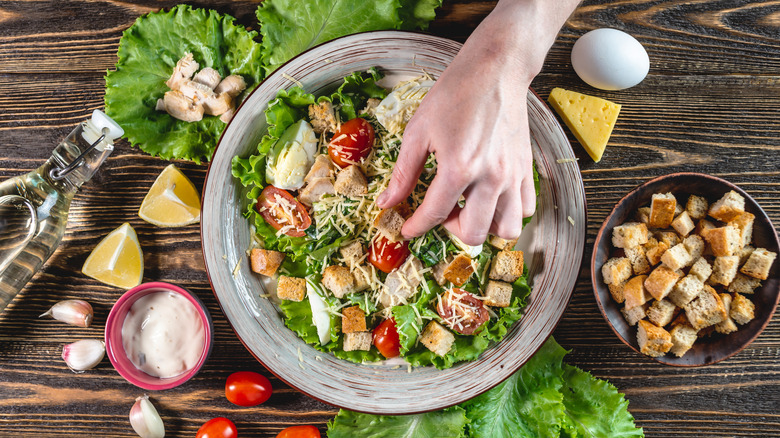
[592,172,780,366]
[201,30,586,414]
[104,281,213,390]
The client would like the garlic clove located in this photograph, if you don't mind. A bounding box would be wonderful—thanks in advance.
[40,299,94,328]
[61,339,105,373]
[130,395,165,438]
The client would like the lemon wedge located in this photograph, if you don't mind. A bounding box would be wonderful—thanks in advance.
[82,223,144,289]
[138,164,201,227]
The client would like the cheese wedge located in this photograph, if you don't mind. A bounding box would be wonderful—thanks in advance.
[547,88,621,162]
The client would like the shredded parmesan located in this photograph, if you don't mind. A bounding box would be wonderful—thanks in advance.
[568,216,575,226]
[557,157,579,163]
[281,72,304,88]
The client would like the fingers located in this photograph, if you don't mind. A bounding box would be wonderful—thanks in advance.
[520,170,537,218]
[401,171,469,239]
[443,183,500,246]
[376,124,429,209]
[490,189,524,240]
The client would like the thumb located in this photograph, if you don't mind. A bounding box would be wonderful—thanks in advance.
[376,127,429,208]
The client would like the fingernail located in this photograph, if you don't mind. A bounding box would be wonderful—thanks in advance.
[376,191,388,207]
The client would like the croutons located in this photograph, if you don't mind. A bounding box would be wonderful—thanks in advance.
[656,231,681,248]
[702,225,741,257]
[667,275,703,308]
[647,299,676,327]
[276,276,306,302]
[688,257,712,282]
[708,190,745,222]
[343,332,372,351]
[685,195,709,220]
[352,266,372,293]
[685,285,727,330]
[710,256,740,286]
[727,273,761,294]
[612,222,649,249]
[608,281,627,304]
[488,235,519,251]
[249,248,285,276]
[740,247,776,280]
[601,257,632,285]
[636,207,651,224]
[374,203,410,241]
[322,265,356,298]
[715,293,738,335]
[671,211,695,237]
[489,250,524,283]
[669,324,698,357]
[339,240,365,264]
[625,245,651,275]
[623,275,650,310]
[419,321,455,357]
[637,320,673,357]
[649,193,677,229]
[645,241,669,266]
[442,253,475,287]
[308,101,337,134]
[644,265,682,301]
[728,212,755,248]
[683,234,705,261]
[341,305,366,333]
[334,165,368,198]
[661,243,692,271]
[730,293,755,325]
[484,280,514,308]
[621,303,648,326]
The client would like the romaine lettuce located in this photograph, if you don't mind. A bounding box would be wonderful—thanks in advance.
[327,406,467,438]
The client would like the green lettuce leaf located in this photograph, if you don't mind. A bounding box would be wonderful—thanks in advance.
[462,338,567,438]
[327,407,468,438]
[560,364,644,438]
[256,0,441,74]
[105,5,264,163]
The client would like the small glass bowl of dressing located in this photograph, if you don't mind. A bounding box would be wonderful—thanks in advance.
[105,282,213,390]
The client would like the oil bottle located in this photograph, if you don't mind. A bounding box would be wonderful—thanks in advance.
[0,110,123,313]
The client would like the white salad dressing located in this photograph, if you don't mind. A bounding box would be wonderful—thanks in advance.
[121,291,205,378]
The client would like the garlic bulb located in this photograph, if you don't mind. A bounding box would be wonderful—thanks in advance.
[130,395,165,438]
[61,339,105,372]
[40,299,94,327]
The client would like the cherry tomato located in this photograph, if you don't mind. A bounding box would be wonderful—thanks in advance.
[276,425,321,438]
[196,417,237,438]
[436,288,489,335]
[256,185,312,237]
[373,319,401,358]
[225,371,272,407]
[368,235,410,273]
[328,117,375,168]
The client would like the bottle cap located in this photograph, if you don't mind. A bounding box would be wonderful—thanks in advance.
[81,110,124,148]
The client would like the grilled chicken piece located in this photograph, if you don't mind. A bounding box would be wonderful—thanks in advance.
[298,177,335,206]
[380,257,424,308]
[305,155,337,183]
[203,93,233,116]
[215,75,247,98]
[162,90,204,122]
[165,53,199,90]
[193,67,222,90]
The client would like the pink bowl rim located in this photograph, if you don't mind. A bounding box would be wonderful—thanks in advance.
[104,281,214,390]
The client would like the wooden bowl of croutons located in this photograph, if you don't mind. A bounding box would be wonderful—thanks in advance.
[592,172,779,366]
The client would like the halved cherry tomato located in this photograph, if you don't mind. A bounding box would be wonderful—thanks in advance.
[436,288,489,335]
[196,417,237,438]
[225,371,272,407]
[373,318,401,358]
[276,425,321,438]
[368,235,410,273]
[256,185,312,237]
[328,117,374,168]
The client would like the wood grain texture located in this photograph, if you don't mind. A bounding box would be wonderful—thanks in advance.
[0,0,778,436]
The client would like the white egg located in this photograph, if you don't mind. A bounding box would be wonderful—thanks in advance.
[571,28,649,91]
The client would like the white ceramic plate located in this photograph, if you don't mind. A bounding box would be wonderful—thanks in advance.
[202,31,586,414]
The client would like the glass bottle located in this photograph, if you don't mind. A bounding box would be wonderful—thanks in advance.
[0,110,123,313]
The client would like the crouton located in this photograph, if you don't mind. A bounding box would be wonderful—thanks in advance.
[737,245,755,266]
[649,193,677,229]
[341,305,367,333]
[667,274,704,308]
[709,190,745,222]
[661,243,693,271]
[637,320,673,357]
[685,285,727,330]
[730,293,755,325]
[609,281,627,304]
[636,207,651,224]
[487,235,518,250]
[373,203,410,241]
[688,257,713,283]
[484,280,513,307]
[686,194,709,220]
[715,293,738,335]
[624,275,651,310]
[343,331,372,351]
[702,225,741,257]
[334,165,368,198]
[644,265,682,301]
[646,241,669,266]
[489,250,524,283]
[340,240,365,264]
[612,222,649,249]
[683,234,705,261]
[249,248,285,276]
[308,101,337,134]
[623,245,650,275]
[298,177,335,206]
[621,303,648,326]
[728,212,755,249]
[443,253,475,287]
[695,219,718,236]
[710,256,740,286]
[728,273,761,294]
[672,211,695,237]
[304,154,337,182]
[647,299,677,327]
[276,276,306,302]
[420,321,455,357]
[352,265,371,293]
[322,265,356,298]
[669,323,698,357]
[601,257,633,285]
[740,247,777,280]
[656,231,681,248]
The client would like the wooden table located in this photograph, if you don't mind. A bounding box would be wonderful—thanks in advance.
[1,1,778,436]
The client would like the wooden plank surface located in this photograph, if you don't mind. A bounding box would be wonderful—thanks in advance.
[1,0,778,436]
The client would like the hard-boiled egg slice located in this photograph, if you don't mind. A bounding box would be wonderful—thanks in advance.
[266,119,318,190]
[375,79,435,133]
[306,279,331,346]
